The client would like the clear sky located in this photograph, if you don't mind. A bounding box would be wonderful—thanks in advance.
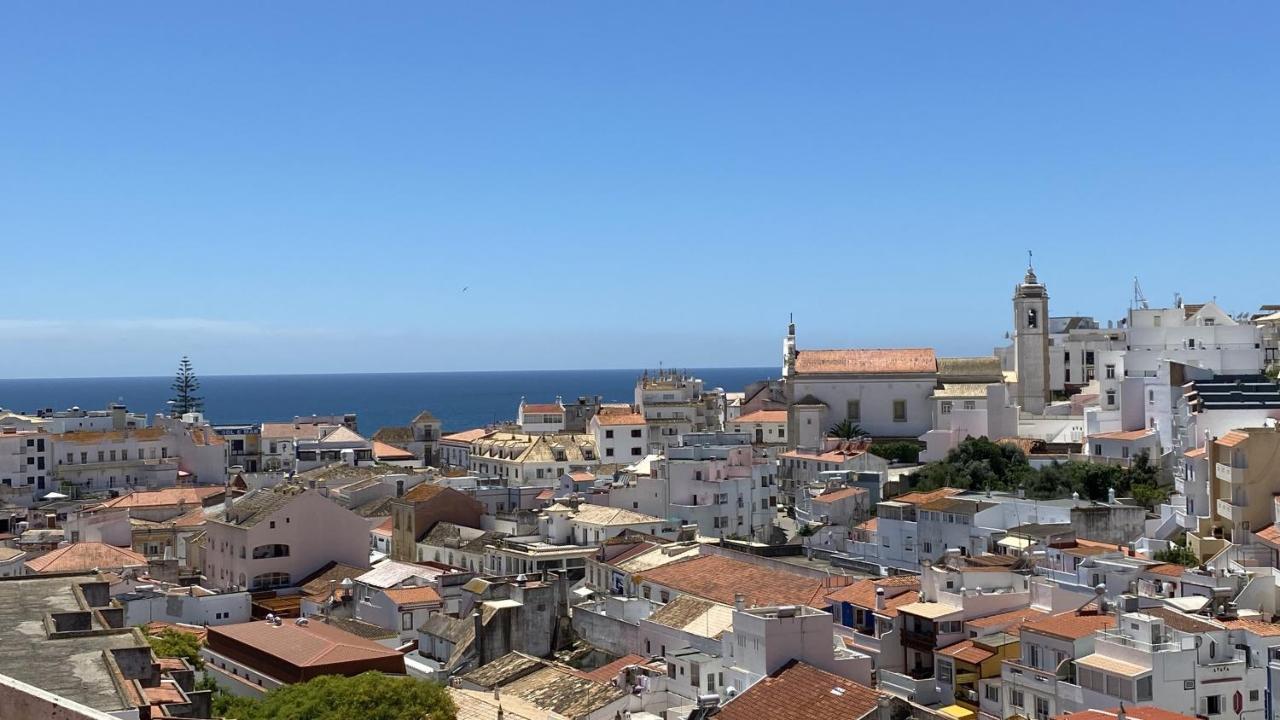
[2,3,1277,378]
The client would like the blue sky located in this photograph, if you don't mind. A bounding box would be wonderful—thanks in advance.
[1,3,1277,378]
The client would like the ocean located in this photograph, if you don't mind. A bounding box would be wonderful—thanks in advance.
[0,368,777,435]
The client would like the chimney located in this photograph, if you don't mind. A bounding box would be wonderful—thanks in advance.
[875,586,886,611]
[396,480,405,497]
[472,611,484,664]
[734,593,745,612]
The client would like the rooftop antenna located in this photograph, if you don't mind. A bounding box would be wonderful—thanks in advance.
[1132,277,1149,310]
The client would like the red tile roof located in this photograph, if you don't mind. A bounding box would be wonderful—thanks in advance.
[372,441,415,460]
[855,518,877,532]
[716,661,883,720]
[1256,524,1280,547]
[890,487,964,506]
[1022,610,1115,641]
[594,412,646,426]
[383,586,443,607]
[1144,563,1186,577]
[574,654,648,684]
[937,639,995,664]
[1183,446,1206,458]
[372,517,393,536]
[441,428,489,444]
[1222,618,1280,637]
[825,576,920,618]
[1218,430,1250,447]
[208,620,404,668]
[637,555,834,608]
[732,410,788,424]
[965,606,1049,635]
[24,542,149,574]
[795,348,937,375]
[522,403,563,414]
[93,487,223,510]
[813,487,868,504]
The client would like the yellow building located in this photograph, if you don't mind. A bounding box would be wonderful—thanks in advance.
[935,632,1020,719]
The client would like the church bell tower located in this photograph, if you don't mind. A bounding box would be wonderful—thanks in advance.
[1013,255,1050,414]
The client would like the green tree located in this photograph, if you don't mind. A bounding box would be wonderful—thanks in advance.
[146,629,203,669]
[869,441,921,464]
[170,356,204,415]
[904,437,1034,493]
[1153,542,1200,567]
[828,419,866,439]
[212,672,455,720]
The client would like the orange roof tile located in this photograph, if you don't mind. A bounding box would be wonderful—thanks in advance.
[1222,618,1280,637]
[1256,524,1280,547]
[24,542,149,573]
[441,428,489,444]
[522,403,563,414]
[813,487,867,504]
[372,440,416,460]
[732,410,788,424]
[716,661,883,720]
[638,555,832,608]
[383,586,443,607]
[1144,563,1186,578]
[794,348,937,375]
[94,487,223,510]
[1022,611,1115,641]
[574,654,648,684]
[594,412,646,426]
[825,576,920,618]
[937,639,995,664]
[1052,707,1197,720]
[1183,446,1206,458]
[965,606,1050,635]
[890,487,964,506]
[1218,430,1250,447]
[53,427,167,443]
[372,517,393,536]
[855,518,878,532]
[1087,429,1157,442]
[208,620,404,668]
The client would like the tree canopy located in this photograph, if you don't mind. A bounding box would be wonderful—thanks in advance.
[827,419,866,439]
[905,437,1167,507]
[146,629,203,669]
[211,672,455,720]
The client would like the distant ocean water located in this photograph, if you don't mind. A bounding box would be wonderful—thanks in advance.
[0,368,777,435]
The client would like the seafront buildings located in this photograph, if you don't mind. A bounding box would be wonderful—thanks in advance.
[3,264,1280,720]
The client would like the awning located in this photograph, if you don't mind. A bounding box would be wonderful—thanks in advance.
[1163,595,1209,613]
[938,704,976,720]
[997,536,1033,550]
[1076,653,1148,677]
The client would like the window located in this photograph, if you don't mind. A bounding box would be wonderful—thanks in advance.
[1105,364,1116,379]
[985,685,1000,702]
[893,400,907,422]
[1065,368,1071,383]
[631,429,642,438]
[937,661,953,683]
[940,401,952,415]
[1027,308,1038,328]
[1148,389,1155,404]
[1010,689,1024,709]
[1028,643,1041,668]
[1250,690,1260,702]
[631,447,642,456]
[1136,676,1152,702]
[605,430,614,439]
[1122,447,1130,459]
[1206,695,1222,715]
[846,400,860,422]
[1084,350,1095,365]
[1106,390,1116,406]
[606,448,614,457]
[1035,696,1050,719]
[402,612,414,630]
[252,544,290,559]
[962,400,976,411]
[1064,351,1070,363]
[1093,444,1102,455]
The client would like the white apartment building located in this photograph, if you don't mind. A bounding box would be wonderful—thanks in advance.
[438,428,487,469]
[0,429,53,503]
[589,410,647,462]
[636,370,716,451]
[517,399,566,434]
[650,432,778,541]
[726,409,787,448]
[920,383,1019,463]
[720,603,873,692]
[51,427,179,493]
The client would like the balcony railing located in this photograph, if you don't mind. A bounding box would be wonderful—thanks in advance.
[1216,462,1245,483]
[901,629,937,648]
[878,669,938,705]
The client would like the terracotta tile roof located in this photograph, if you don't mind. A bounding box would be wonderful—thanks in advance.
[441,428,489,444]
[1256,524,1280,547]
[594,412,646,426]
[890,488,963,506]
[400,483,450,502]
[94,487,223,510]
[146,621,208,644]
[965,606,1049,635]
[1144,563,1186,578]
[1223,618,1280,636]
[383,586,443,607]
[637,554,833,608]
[813,487,867,504]
[732,410,788,424]
[535,488,555,501]
[1052,707,1197,720]
[372,440,416,460]
[1087,429,1157,441]
[372,517,393,536]
[24,542,149,573]
[937,639,994,664]
[574,654,647,684]
[856,518,878,532]
[208,620,404,668]
[1022,611,1116,641]
[52,427,167,443]
[794,348,937,375]
[1143,606,1223,633]
[260,422,333,440]
[825,576,920,618]
[567,470,596,483]
[522,403,563,414]
[716,661,883,720]
[1218,430,1250,447]
[780,439,874,464]
[1183,446,1206,458]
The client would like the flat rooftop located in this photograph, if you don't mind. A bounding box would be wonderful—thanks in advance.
[0,575,146,712]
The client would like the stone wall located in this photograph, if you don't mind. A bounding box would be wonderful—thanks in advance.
[571,605,638,658]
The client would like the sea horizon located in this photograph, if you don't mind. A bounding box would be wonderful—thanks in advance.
[0,366,778,436]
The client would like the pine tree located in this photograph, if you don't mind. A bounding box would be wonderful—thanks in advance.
[170,356,203,415]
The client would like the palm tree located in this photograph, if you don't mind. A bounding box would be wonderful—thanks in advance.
[828,419,866,440]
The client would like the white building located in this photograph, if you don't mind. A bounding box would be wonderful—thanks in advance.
[636,370,718,451]
[468,431,599,485]
[589,410,648,463]
[0,428,53,503]
[517,399,566,434]
[652,432,779,541]
[115,584,251,627]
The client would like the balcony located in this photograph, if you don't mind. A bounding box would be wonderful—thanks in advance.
[1216,462,1245,484]
[878,669,939,705]
[901,629,937,649]
[1216,498,1245,525]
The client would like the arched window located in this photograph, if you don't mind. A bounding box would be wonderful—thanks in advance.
[252,544,290,559]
